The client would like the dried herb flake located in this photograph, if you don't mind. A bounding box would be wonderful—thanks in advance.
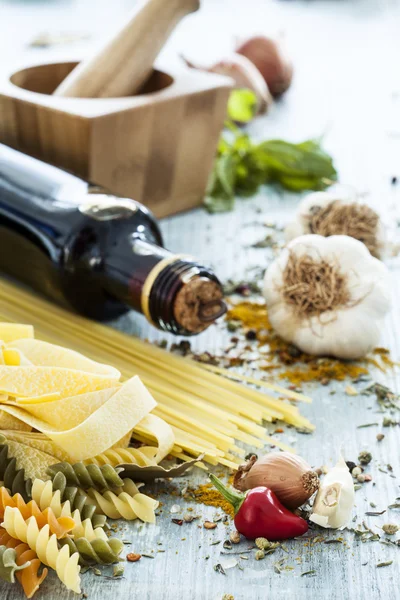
[213,563,226,575]
[365,511,386,516]
[376,561,393,568]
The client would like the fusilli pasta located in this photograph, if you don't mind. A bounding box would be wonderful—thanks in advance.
[68,512,109,542]
[2,507,81,593]
[0,488,75,539]
[84,445,158,468]
[87,478,159,522]
[0,544,29,583]
[60,535,124,565]
[31,479,106,540]
[0,528,48,598]
[47,462,124,492]
[0,435,32,501]
[31,476,106,527]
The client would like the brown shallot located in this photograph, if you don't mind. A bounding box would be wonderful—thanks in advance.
[233,452,319,509]
[236,35,293,97]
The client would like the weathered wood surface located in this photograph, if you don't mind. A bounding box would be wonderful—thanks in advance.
[0,0,400,599]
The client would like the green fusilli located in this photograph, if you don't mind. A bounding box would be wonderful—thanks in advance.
[0,545,29,583]
[59,536,124,565]
[47,462,124,492]
[0,435,32,502]
[51,472,106,526]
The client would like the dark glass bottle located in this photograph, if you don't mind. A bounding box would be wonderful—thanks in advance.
[0,144,226,335]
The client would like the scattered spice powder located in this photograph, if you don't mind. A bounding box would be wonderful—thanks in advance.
[187,483,235,517]
[225,301,393,385]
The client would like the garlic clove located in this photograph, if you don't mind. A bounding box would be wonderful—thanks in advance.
[181,53,273,116]
[310,455,354,529]
[309,513,329,528]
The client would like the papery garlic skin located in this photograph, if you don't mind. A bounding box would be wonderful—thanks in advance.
[310,455,354,529]
[263,234,391,359]
[284,191,386,258]
[284,192,338,242]
[182,54,273,115]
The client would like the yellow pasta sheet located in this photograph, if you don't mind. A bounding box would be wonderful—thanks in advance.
[135,414,175,463]
[9,338,120,378]
[0,366,119,399]
[0,376,157,461]
[0,324,34,343]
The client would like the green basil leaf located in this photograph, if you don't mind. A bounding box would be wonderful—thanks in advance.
[277,174,329,191]
[203,122,337,213]
[204,194,235,214]
[215,153,236,196]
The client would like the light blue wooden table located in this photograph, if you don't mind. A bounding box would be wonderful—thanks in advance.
[0,0,399,598]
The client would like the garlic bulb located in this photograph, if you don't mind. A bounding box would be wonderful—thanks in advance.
[285,191,386,259]
[233,452,319,509]
[310,455,354,529]
[263,234,391,359]
[181,54,272,115]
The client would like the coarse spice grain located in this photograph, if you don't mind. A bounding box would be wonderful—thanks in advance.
[127,553,141,562]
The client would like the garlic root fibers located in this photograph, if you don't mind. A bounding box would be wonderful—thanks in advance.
[285,192,386,259]
[281,252,351,319]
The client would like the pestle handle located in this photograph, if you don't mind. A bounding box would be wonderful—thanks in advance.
[53,0,200,98]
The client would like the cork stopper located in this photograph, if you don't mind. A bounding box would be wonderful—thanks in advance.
[173,277,226,333]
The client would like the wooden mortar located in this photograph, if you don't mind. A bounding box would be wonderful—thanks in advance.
[0,0,232,217]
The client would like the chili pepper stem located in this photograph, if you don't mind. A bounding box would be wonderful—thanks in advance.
[209,473,245,514]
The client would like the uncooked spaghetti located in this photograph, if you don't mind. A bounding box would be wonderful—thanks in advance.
[0,278,313,468]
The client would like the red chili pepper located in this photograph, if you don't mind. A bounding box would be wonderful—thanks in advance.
[209,474,308,541]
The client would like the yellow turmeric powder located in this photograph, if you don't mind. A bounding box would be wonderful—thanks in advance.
[226,301,393,385]
[227,302,270,331]
[186,482,234,516]
[278,363,369,385]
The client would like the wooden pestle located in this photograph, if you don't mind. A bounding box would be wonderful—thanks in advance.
[53,0,200,98]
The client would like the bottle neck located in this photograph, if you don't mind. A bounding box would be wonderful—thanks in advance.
[103,237,226,335]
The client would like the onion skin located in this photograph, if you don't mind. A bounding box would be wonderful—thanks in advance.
[233,452,319,509]
[236,36,293,97]
[181,53,272,115]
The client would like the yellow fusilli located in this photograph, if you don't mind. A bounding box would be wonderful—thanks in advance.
[31,479,77,518]
[2,507,80,593]
[31,479,106,536]
[69,515,108,542]
[87,478,159,522]
[0,488,74,539]
[84,446,158,468]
